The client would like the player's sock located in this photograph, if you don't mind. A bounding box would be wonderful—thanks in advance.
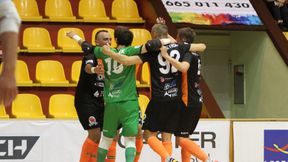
[125,147,136,162]
[181,148,191,162]
[80,138,98,162]
[105,140,117,162]
[179,138,208,161]
[97,147,108,162]
[147,136,169,159]
[134,137,143,162]
[161,141,172,162]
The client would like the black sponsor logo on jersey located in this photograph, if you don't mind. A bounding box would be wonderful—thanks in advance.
[0,136,39,159]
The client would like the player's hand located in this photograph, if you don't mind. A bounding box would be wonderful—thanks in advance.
[94,64,104,75]
[160,46,168,58]
[0,74,18,106]
[66,31,77,39]
[156,17,166,24]
[102,44,111,55]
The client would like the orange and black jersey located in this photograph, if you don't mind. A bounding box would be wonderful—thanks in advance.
[138,43,192,101]
[75,53,104,102]
[182,52,203,107]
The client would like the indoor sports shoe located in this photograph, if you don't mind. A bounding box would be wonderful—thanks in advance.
[166,157,178,162]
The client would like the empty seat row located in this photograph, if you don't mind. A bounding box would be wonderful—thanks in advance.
[0,94,77,119]
[0,60,150,87]
[0,93,150,119]
[13,0,144,23]
[21,27,152,53]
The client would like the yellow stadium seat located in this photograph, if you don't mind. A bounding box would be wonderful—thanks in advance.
[138,94,150,118]
[13,0,42,21]
[284,32,288,40]
[71,60,82,83]
[91,28,117,48]
[36,60,69,87]
[111,0,144,23]
[49,94,78,119]
[45,0,76,22]
[23,27,55,53]
[57,27,84,52]
[130,28,152,46]
[12,94,46,119]
[141,62,150,85]
[0,105,9,119]
[78,0,110,22]
[15,60,33,86]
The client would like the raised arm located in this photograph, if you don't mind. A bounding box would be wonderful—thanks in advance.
[160,47,190,72]
[189,43,206,53]
[102,45,143,65]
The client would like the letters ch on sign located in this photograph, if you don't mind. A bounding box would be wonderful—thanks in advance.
[0,136,39,160]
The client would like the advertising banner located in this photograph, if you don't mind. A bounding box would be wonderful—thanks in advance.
[117,120,230,162]
[234,121,288,162]
[162,0,262,25]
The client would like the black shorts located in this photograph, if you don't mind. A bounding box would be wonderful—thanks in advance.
[174,102,202,137]
[142,99,184,133]
[74,98,104,130]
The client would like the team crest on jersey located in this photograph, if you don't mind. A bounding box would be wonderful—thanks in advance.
[88,116,98,127]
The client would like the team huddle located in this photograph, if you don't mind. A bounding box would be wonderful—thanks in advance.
[67,18,215,162]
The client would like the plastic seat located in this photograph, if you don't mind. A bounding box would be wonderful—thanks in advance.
[15,60,33,86]
[138,94,150,118]
[23,27,55,53]
[141,62,150,85]
[91,28,116,48]
[0,105,9,119]
[13,0,42,21]
[45,0,76,22]
[71,60,82,83]
[111,0,144,23]
[49,94,78,119]
[78,0,110,22]
[57,27,84,52]
[12,94,46,119]
[284,32,288,40]
[130,28,152,46]
[36,60,69,87]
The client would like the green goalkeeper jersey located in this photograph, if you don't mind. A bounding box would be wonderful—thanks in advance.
[94,46,142,103]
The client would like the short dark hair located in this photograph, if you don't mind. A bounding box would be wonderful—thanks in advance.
[95,29,109,40]
[114,26,133,46]
[177,27,196,43]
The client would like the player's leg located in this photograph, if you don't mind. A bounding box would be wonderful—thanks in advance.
[97,103,118,162]
[119,100,139,162]
[142,100,178,162]
[161,132,172,162]
[75,100,103,162]
[105,133,118,162]
[134,124,143,162]
[176,102,208,162]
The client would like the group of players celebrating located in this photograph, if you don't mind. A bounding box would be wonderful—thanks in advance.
[67,17,216,162]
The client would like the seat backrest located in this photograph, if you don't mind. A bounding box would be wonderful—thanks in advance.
[0,104,9,119]
[49,94,77,119]
[130,28,152,46]
[141,62,151,85]
[13,0,42,18]
[23,27,54,49]
[112,0,141,19]
[91,28,116,48]
[45,0,74,18]
[78,0,108,19]
[138,94,150,118]
[71,60,82,83]
[15,60,32,83]
[12,94,45,118]
[36,60,67,83]
[284,32,288,40]
[57,27,84,51]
